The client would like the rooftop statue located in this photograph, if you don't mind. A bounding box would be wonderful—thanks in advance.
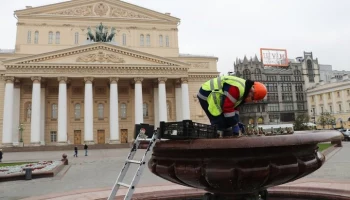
[87,22,116,42]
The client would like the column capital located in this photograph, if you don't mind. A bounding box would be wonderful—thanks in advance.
[58,77,68,83]
[181,77,189,84]
[31,76,41,83]
[84,77,94,83]
[109,77,119,84]
[14,79,21,88]
[134,77,144,84]
[3,76,15,83]
[158,77,167,84]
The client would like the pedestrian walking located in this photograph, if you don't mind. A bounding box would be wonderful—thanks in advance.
[0,149,3,162]
[84,144,88,156]
[74,146,78,157]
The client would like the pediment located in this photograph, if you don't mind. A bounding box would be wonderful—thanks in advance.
[15,0,179,22]
[3,43,188,67]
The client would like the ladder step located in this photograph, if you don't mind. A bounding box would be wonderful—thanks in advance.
[127,159,142,164]
[118,182,131,188]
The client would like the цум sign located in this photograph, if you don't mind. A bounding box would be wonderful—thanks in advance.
[260,48,289,67]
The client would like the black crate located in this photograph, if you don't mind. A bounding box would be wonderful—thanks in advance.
[134,123,155,139]
[159,120,217,140]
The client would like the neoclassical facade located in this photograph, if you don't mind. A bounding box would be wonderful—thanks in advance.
[0,0,218,146]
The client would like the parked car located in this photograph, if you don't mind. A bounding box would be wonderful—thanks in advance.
[341,129,350,141]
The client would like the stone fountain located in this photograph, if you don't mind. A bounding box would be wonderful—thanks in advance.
[148,130,342,200]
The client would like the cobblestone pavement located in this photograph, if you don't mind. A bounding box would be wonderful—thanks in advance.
[0,142,349,200]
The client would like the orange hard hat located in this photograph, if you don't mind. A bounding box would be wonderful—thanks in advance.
[253,82,267,101]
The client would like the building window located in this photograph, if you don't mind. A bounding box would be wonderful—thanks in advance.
[297,104,305,111]
[307,60,314,82]
[254,69,262,80]
[282,93,293,101]
[337,92,340,97]
[146,34,150,46]
[280,76,291,81]
[55,31,60,44]
[328,93,331,99]
[74,103,81,119]
[165,36,169,47]
[339,104,342,113]
[321,107,324,113]
[268,104,279,112]
[74,32,79,44]
[48,31,53,44]
[27,31,31,43]
[319,95,322,100]
[243,69,251,80]
[284,104,294,111]
[120,103,127,119]
[330,106,332,113]
[266,76,277,81]
[296,93,304,101]
[311,96,314,102]
[258,117,264,124]
[98,103,104,120]
[51,104,58,119]
[294,70,302,81]
[281,83,292,92]
[159,35,163,46]
[34,31,39,44]
[140,34,144,46]
[347,90,350,96]
[295,83,303,91]
[122,33,126,46]
[266,83,278,92]
[143,103,148,117]
[257,105,260,112]
[50,131,57,142]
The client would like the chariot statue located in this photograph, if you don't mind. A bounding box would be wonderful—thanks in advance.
[87,22,116,42]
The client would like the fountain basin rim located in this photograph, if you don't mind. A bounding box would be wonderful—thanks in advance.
[155,130,342,149]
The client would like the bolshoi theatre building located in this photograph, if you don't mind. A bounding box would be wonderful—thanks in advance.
[0,0,218,146]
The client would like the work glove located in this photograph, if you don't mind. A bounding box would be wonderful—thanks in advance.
[232,124,240,136]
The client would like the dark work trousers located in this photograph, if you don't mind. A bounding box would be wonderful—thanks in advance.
[198,97,235,136]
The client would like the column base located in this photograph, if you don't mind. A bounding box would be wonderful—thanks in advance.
[109,140,121,144]
[84,140,95,145]
[12,142,25,147]
[56,141,68,146]
[29,142,41,146]
[1,143,14,147]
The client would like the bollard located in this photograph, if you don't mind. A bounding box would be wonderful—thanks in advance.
[25,168,33,180]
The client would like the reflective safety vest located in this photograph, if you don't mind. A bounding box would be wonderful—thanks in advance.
[201,76,246,117]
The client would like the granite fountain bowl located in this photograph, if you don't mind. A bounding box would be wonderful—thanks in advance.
[148,130,342,198]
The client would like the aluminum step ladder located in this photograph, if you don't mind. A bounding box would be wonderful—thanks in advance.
[107,128,159,200]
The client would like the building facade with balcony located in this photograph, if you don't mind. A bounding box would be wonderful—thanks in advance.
[306,74,350,129]
[233,52,320,126]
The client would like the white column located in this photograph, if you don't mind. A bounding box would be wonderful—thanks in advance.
[84,77,94,143]
[175,81,182,121]
[2,77,15,145]
[134,78,143,124]
[158,78,167,122]
[153,86,159,129]
[58,77,68,143]
[12,81,21,145]
[181,78,191,120]
[40,86,46,145]
[331,92,336,114]
[109,77,119,143]
[30,77,41,144]
[341,90,346,113]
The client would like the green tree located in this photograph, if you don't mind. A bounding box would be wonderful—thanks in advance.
[317,112,336,129]
[293,114,311,131]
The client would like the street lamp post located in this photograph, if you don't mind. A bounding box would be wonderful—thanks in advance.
[18,123,24,143]
[311,109,316,129]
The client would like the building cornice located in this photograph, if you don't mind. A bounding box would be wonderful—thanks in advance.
[306,81,350,95]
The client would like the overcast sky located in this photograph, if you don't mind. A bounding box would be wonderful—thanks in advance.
[1,0,349,73]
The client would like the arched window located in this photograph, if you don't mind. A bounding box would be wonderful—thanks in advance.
[140,34,144,46]
[159,35,163,46]
[248,118,254,124]
[98,103,104,120]
[55,31,60,44]
[48,31,53,44]
[243,69,251,80]
[294,70,302,81]
[258,117,264,124]
[51,104,58,119]
[143,103,148,117]
[27,31,32,44]
[307,60,314,82]
[34,31,39,44]
[122,33,126,46]
[254,68,262,80]
[165,36,169,47]
[74,103,81,119]
[146,34,150,46]
[74,32,79,44]
[167,101,171,120]
[120,103,127,119]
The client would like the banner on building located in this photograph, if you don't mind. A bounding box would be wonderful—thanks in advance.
[260,48,289,67]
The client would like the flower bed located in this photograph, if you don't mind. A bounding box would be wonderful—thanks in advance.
[0,161,62,176]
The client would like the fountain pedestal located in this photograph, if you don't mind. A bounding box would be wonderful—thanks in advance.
[148,130,342,200]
